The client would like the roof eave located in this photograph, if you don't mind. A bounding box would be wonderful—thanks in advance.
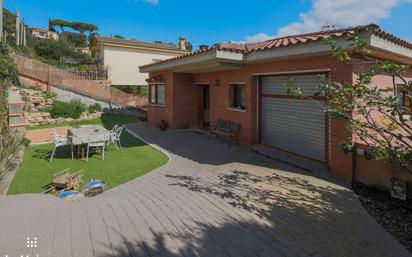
[140,49,246,73]
[369,34,412,64]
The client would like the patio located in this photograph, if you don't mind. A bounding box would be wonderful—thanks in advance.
[0,122,410,257]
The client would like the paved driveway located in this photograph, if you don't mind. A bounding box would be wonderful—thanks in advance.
[0,123,410,257]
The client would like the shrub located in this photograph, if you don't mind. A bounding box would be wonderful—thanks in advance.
[87,103,102,113]
[50,99,86,119]
[22,137,31,147]
[43,91,56,100]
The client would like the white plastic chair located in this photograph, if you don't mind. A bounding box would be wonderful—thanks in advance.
[50,129,73,163]
[110,126,123,151]
[86,133,106,162]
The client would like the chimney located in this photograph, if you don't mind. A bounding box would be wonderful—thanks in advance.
[199,45,209,51]
[179,36,187,50]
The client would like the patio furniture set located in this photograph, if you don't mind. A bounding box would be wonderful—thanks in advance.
[49,124,123,163]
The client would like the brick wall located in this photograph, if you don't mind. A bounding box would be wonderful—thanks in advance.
[356,152,412,199]
[351,61,412,188]
[172,73,197,129]
[147,71,174,128]
[147,55,356,181]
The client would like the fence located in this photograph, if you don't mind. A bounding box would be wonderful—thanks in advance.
[13,54,148,109]
[59,68,108,81]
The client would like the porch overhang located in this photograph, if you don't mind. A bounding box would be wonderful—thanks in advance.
[140,48,246,74]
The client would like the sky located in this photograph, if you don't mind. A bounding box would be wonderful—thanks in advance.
[5,0,412,47]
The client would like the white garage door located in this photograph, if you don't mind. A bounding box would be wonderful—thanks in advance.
[261,74,327,162]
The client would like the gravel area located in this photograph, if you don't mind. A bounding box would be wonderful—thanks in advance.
[354,183,412,253]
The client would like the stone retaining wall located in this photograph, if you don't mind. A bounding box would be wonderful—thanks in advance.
[19,87,102,127]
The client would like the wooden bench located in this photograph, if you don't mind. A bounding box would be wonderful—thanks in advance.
[208,119,241,147]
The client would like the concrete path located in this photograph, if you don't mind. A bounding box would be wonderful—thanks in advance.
[26,126,71,144]
[0,123,410,257]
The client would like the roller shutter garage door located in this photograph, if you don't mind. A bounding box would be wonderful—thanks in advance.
[261,74,327,162]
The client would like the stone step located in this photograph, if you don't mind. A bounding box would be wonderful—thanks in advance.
[8,115,28,127]
[11,126,27,135]
[7,89,25,105]
[8,103,25,114]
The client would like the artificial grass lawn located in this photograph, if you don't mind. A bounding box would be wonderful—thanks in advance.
[27,113,141,130]
[8,115,169,195]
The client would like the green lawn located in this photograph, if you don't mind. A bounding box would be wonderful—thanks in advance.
[8,114,168,195]
[27,113,141,130]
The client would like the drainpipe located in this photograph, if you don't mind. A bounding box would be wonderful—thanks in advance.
[351,145,357,189]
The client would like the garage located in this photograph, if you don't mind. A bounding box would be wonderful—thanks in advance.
[260,74,328,163]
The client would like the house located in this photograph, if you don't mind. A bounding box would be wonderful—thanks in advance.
[29,28,59,40]
[76,47,91,56]
[139,24,412,189]
[95,36,191,87]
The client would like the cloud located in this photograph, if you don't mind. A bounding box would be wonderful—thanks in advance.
[244,0,411,43]
[127,0,159,6]
[142,0,159,5]
[244,33,275,44]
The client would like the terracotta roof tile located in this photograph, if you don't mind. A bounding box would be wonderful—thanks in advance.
[140,24,412,69]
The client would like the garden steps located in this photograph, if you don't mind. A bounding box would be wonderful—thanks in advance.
[7,88,28,133]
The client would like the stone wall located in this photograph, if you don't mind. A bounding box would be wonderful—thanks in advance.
[51,86,114,109]
[19,87,102,127]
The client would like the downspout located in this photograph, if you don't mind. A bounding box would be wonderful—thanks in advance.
[351,145,357,188]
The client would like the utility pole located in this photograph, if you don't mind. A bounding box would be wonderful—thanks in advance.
[23,24,26,46]
[20,21,24,46]
[16,10,20,45]
[0,0,3,42]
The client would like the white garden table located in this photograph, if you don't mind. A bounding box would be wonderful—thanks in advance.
[68,125,110,160]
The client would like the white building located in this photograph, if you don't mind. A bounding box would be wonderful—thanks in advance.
[29,28,59,40]
[96,36,190,86]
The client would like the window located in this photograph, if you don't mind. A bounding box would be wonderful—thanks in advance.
[230,84,245,110]
[149,84,166,105]
[396,85,412,113]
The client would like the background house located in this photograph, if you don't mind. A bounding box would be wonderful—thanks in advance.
[140,24,412,196]
[29,27,59,40]
[95,36,190,88]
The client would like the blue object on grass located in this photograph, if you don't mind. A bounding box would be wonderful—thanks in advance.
[84,179,105,190]
[57,190,79,200]
[82,179,106,197]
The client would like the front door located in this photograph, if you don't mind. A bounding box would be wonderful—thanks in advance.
[197,85,210,128]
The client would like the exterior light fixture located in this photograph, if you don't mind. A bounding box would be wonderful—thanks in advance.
[215,79,220,87]
[185,78,193,86]
[391,178,407,201]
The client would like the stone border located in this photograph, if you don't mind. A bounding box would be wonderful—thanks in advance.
[0,146,25,195]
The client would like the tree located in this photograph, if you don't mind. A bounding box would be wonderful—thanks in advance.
[89,32,100,47]
[71,22,98,35]
[114,35,124,39]
[63,31,87,47]
[287,35,412,173]
[49,19,72,33]
[185,41,193,51]
[3,8,16,34]
[30,37,91,65]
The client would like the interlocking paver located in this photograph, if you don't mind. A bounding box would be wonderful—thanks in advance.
[0,122,411,257]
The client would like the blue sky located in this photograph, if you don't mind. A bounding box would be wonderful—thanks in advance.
[6,0,412,47]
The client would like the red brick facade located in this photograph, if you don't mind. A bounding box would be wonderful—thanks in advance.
[146,54,412,185]
[147,55,356,181]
